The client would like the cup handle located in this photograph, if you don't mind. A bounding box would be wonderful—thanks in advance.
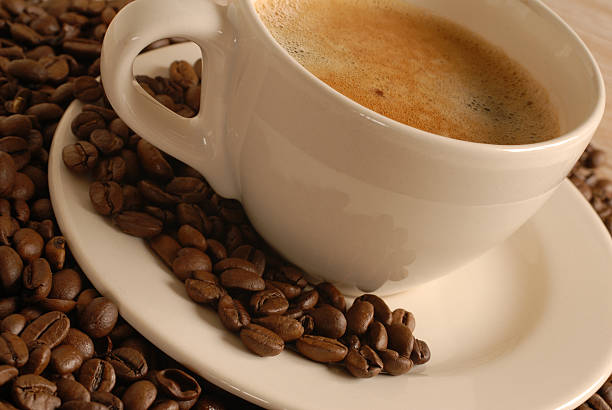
[100,0,239,199]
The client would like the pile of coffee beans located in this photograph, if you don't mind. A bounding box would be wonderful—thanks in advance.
[62,59,431,380]
[0,0,606,407]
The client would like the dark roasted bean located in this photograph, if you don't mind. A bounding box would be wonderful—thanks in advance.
[112,211,162,238]
[0,152,16,197]
[354,294,392,326]
[12,375,60,410]
[153,369,201,402]
[21,258,52,302]
[122,380,157,410]
[73,76,103,102]
[296,335,348,363]
[90,391,123,410]
[177,225,206,252]
[291,289,318,311]
[392,308,416,332]
[217,295,250,332]
[220,269,265,291]
[0,332,27,367]
[279,266,307,288]
[265,280,301,300]
[78,358,115,393]
[7,59,47,83]
[410,339,431,365]
[108,347,147,381]
[0,246,23,295]
[0,314,25,335]
[315,282,346,313]
[21,311,70,348]
[79,297,118,339]
[90,181,123,216]
[344,345,383,378]
[366,320,388,350]
[172,248,212,282]
[56,378,90,403]
[239,323,284,357]
[137,139,173,181]
[185,274,224,305]
[50,344,83,374]
[253,315,303,342]
[0,364,18,386]
[13,228,43,263]
[45,237,66,271]
[21,342,50,375]
[346,300,374,335]
[92,156,126,182]
[378,349,413,376]
[387,324,415,357]
[63,141,98,173]
[250,289,288,316]
[148,235,181,268]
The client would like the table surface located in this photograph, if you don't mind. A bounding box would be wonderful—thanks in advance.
[544,0,612,178]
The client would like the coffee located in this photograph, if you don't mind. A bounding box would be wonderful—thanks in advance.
[255,0,560,145]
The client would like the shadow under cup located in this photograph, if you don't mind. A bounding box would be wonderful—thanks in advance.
[232,0,605,294]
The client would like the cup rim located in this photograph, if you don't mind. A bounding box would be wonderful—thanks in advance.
[244,0,605,154]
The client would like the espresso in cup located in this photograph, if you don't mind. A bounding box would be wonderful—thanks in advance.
[255,0,560,145]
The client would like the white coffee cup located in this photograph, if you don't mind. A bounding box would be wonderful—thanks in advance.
[101,0,605,294]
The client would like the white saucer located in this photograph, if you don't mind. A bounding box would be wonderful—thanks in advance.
[49,42,612,410]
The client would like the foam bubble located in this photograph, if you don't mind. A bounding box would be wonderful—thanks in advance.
[255,0,560,144]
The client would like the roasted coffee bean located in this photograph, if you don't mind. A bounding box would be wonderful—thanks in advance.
[296,335,348,363]
[12,374,60,410]
[47,269,81,303]
[410,339,431,365]
[63,141,98,173]
[378,349,413,376]
[13,199,29,224]
[0,297,18,320]
[217,295,250,333]
[291,289,318,311]
[220,269,265,291]
[342,334,361,351]
[278,266,307,288]
[0,246,23,294]
[107,347,147,381]
[21,311,70,348]
[112,211,162,238]
[18,306,41,323]
[42,56,70,83]
[148,235,181,268]
[0,314,25,335]
[299,314,314,335]
[169,61,198,89]
[386,324,415,357]
[0,364,18,386]
[151,400,179,410]
[239,324,284,357]
[21,342,50,375]
[177,225,207,252]
[214,258,258,276]
[250,289,288,316]
[73,76,103,103]
[79,297,119,338]
[309,304,346,339]
[165,177,207,203]
[76,289,100,317]
[90,129,124,155]
[0,115,31,139]
[7,59,47,83]
[137,139,173,181]
[391,308,415,332]
[346,300,374,335]
[93,335,113,358]
[231,245,265,276]
[25,103,64,122]
[89,181,123,216]
[253,315,303,342]
[588,394,611,410]
[45,237,66,271]
[49,81,74,104]
[137,181,178,206]
[83,105,117,123]
[599,382,612,405]
[109,118,130,140]
[10,173,35,201]
[12,228,43,264]
[122,380,157,410]
[0,332,27,367]
[0,152,16,197]
[0,216,19,246]
[50,344,83,374]
[37,220,55,242]
[354,294,392,326]
[315,282,346,313]
[71,112,106,140]
[344,345,383,378]
[10,23,43,46]
[172,248,212,282]
[93,156,126,182]
[184,85,200,112]
[21,258,52,302]
[206,239,226,263]
[185,274,224,305]
[265,280,301,300]
[56,378,90,403]
[366,321,388,351]
[78,358,115,393]
[153,369,201,402]
[38,297,77,313]
[31,199,52,221]
[175,203,208,234]
[90,391,123,410]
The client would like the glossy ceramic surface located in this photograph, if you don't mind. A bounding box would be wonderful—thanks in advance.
[100,1,605,293]
[52,43,612,410]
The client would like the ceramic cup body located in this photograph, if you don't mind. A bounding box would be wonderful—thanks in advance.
[101,0,604,294]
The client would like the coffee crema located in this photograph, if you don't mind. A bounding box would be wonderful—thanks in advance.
[255,0,560,145]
